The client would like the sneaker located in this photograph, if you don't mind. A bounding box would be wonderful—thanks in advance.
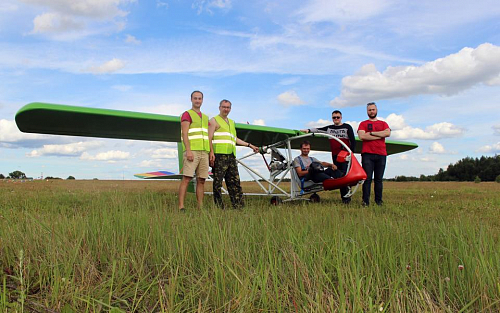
[375,201,384,206]
[362,202,369,207]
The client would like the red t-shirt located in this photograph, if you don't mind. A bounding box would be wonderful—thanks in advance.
[357,120,390,155]
[181,111,211,125]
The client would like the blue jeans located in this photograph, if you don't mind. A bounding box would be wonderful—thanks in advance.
[361,153,386,205]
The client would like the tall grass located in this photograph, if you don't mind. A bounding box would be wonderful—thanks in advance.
[0,180,499,312]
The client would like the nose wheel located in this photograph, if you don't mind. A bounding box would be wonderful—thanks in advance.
[270,196,282,205]
[309,193,320,203]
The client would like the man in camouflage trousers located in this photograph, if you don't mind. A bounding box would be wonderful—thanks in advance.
[208,100,259,209]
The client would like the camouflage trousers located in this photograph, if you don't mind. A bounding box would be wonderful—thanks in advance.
[212,154,244,209]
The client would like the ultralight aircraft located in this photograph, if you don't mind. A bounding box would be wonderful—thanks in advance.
[15,102,418,203]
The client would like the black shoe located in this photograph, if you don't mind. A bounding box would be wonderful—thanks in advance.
[179,208,186,213]
[342,199,351,204]
[362,202,369,207]
[376,201,384,206]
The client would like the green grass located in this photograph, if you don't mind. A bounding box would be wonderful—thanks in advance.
[0,180,499,312]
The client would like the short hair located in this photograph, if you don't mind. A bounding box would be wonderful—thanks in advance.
[191,90,203,99]
[332,110,342,115]
[219,99,232,107]
[367,102,376,107]
[300,140,311,148]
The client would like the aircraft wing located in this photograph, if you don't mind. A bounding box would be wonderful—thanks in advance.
[16,102,418,155]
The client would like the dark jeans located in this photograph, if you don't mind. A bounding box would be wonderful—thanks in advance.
[333,157,350,203]
[309,167,342,183]
[361,153,387,205]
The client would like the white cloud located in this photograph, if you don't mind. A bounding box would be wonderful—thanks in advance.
[477,142,500,153]
[305,119,330,128]
[156,0,168,8]
[21,0,129,19]
[32,12,84,33]
[252,119,265,126]
[125,34,141,45]
[493,124,500,136]
[0,119,44,143]
[150,148,177,159]
[80,150,130,161]
[384,114,464,140]
[27,141,104,157]
[87,58,125,74]
[139,159,164,168]
[331,43,500,107]
[296,0,391,24]
[277,90,305,106]
[192,0,231,14]
[429,142,446,154]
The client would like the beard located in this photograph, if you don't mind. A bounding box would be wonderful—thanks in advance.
[368,112,377,118]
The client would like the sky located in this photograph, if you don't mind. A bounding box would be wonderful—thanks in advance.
[1,0,500,180]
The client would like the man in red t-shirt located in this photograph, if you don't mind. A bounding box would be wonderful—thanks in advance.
[357,102,391,206]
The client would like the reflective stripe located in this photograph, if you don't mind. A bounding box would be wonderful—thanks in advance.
[212,140,236,145]
[188,135,208,140]
[213,132,235,138]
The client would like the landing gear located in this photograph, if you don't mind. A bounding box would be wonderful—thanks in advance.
[270,196,282,205]
[309,193,320,203]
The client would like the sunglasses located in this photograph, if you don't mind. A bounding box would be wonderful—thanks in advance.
[332,116,341,119]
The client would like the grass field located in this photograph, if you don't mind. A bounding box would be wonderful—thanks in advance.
[1,180,499,312]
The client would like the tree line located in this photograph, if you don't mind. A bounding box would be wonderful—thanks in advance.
[388,155,500,182]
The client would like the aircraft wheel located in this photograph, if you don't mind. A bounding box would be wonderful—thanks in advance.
[309,193,320,203]
[270,196,282,206]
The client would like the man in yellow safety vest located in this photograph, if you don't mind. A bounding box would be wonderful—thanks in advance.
[178,91,211,211]
[208,99,259,209]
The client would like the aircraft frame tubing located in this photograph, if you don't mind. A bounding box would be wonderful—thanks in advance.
[214,132,357,202]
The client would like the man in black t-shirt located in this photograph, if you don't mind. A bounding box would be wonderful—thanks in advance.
[301,110,356,203]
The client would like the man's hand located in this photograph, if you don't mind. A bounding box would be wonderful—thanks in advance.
[209,151,215,167]
[186,150,194,162]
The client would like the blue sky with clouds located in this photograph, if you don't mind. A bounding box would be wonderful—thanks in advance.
[1,0,500,180]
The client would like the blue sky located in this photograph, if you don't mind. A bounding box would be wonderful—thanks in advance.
[1,0,500,180]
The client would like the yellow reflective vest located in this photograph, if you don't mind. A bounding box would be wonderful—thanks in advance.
[182,110,210,152]
[213,115,236,156]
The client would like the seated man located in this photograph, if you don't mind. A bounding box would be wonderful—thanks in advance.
[294,140,342,183]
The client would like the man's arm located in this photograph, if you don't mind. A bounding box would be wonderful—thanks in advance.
[295,166,309,178]
[320,161,337,170]
[357,130,381,141]
[300,125,330,133]
[347,124,356,152]
[208,118,218,165]
[235,138,259,153]
[181,120,194,161]
[370,128,391,138]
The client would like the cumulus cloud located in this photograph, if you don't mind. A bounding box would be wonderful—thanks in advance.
[139,159,164,168]
[277,90,306,106]
[125,34,140,44]
[87,58,125,74]
[252,119,266,126]
[493,124,500,135]
[477,142,500,153]
[27,141,104,157]
[32,12,84,33]
[386,114,464,140]
[80,150,130,161]
[429,142,446,154]
[22,0,131,36]
[296,0,391,24]
[150,148,177,159]
[0,119,62,148]
[331,43,500,107]
[305,119,331,128]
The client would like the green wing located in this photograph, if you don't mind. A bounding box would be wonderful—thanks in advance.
[16,102,418,155]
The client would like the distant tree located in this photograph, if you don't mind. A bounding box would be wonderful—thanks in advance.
[45,176,62,180]
[93,178,99,180]
[496,174,500,183]
[9,170,26,179]
[0,174,4,179]
[67,176,75,180]
[474,176,481,183]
